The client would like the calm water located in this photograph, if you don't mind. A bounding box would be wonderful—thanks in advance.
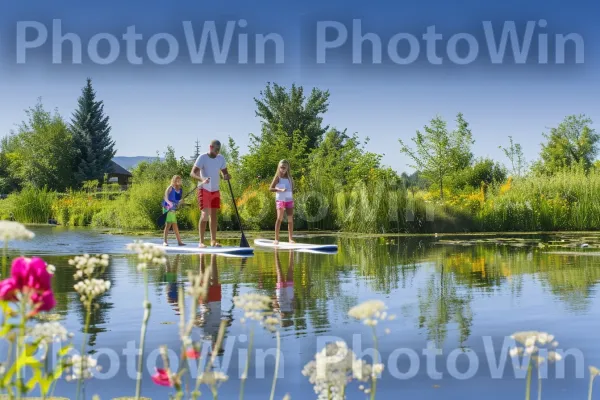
[4,226,600,399]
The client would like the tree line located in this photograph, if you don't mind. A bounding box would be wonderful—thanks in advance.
[1,78,599,209]
[0,78,115,193]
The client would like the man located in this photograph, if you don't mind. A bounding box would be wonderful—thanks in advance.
[190,140,230,247]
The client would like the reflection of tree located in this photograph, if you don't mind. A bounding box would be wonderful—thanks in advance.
[337,237,424,293]
[417,263,473,348]
[45,256,75,317]
[433,243,600,313]
[541,254,600,312]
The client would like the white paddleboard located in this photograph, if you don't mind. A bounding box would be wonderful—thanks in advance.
[254,238,338,252]
[134,242,254,256]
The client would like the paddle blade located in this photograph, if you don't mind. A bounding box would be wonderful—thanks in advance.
[240,233,250,248]
[156,211,168,228]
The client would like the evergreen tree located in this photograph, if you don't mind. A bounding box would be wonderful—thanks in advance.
[191,139,201,161]
[70,78,116,186]
[253,82,330,150]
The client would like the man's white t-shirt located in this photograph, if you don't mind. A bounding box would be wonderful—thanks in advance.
[194,153,226,192]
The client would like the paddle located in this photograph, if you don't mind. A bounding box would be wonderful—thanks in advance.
[157,186,198,228]
[226,179,250,248]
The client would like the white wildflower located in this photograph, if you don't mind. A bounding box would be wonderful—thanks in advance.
[525,346,537,355]
[69,254,110,279]
[348,300,396,329]
[234,292,280,332]
[126,241,166,271]
[372,363,384,376]
[263,315,281,333]
[548,351,562,362]
[234,293,272,313]
[65,354,99,381]
[46,264,56,275]
[348,300,386,320]
[302,341,374,400]
[509,347,523,357]
[0,221,35,241]
[74,279,111,304]
[186,270,207,299]
[197,370,229,387]
[510,331,557,348]
[508,331,561,365]
[28,321,69,345]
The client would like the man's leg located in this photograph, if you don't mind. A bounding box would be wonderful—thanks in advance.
[210,208,218,245]
[210,190,221,247]
[198,188,208,247]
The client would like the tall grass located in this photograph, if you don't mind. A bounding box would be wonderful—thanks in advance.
[477,167,600,231]
[5,186,56,223]
[4,168,600,234]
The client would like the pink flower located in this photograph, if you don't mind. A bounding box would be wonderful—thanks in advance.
[0,278,18,301]
[30,290,56,313]
[185,348,200,359]
[151,368,172,386]
[0,257,55,313]
[11,257,52,291]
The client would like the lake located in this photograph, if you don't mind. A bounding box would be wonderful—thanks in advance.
[4,225,600,399]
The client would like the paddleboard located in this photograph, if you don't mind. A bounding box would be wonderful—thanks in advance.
[254,238,338,252]
[134,242,254,256]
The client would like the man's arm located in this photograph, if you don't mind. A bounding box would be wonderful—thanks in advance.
[190,155,203,181]
[190,165,204,181]
[221,167,230,180]
[220,156,230,180]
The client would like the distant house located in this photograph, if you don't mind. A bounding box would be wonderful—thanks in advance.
[105,160,132,187]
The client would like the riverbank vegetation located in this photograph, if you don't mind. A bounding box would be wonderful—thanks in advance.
[1,80,600,234]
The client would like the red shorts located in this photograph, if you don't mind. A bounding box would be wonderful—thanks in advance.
[198,188,220,210]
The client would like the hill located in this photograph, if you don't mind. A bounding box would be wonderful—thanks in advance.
[112,156,162,171]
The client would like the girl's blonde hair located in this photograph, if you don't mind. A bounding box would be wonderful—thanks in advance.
[170,175,182,187]
[274,159,293,190]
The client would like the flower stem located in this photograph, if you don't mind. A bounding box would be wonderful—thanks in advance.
[135,270,151,399]
[2,239,7,277]
[371,327,379,400]
[525,362,532,400]
[239,328,254,400]
[76,303,92,400]
[16,297,26,400]
[537,363,541,400]
[269,330,280,400]
[589,375,595,400]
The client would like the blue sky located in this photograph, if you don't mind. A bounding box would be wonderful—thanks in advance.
[0,0,597,174]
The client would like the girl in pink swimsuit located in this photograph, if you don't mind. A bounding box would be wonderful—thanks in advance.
[269,159,295,244]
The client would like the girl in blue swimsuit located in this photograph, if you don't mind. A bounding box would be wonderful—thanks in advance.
[163,175,186,246]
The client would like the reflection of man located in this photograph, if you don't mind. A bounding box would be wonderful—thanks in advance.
[273,250,294,327]
[196,254,224,343]
[165,255,181,315]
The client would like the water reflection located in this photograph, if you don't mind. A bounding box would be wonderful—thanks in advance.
[417,262,473,348]
[196,254,233,350]
[5,228,600,399]
[272,250,295,328]
[165,254,180,313]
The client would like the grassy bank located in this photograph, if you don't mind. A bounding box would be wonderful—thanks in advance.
[2,169,600,234]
